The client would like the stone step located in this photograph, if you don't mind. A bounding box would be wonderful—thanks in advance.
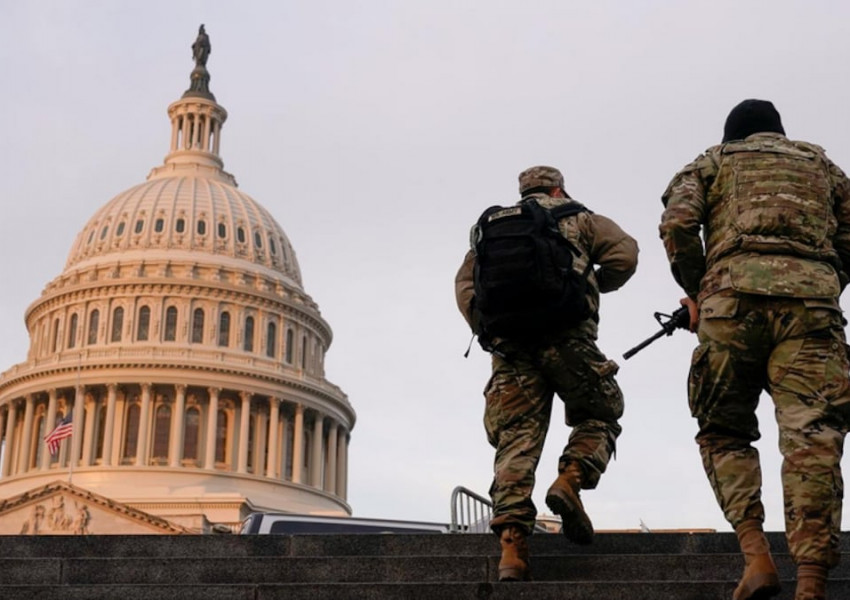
[1,531,844,558]
[1,580,849,600]
[0,532,846,600]
[0,552,848,586]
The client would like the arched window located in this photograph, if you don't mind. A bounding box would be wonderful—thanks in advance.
[301,335,308,369]
[137,306,150,341]
[254,231,263,248]
[266,322,277,358]
[32,414,45,470]
[100,225,109,240]
[247,415,256,471]
[134,219,144,234]
[68,314,78,349]
[176,218,185,233]
[183,407,200,461]
[111,307,124,342]
[303,428,312,474]
[215,409,228,464]
[192,308,204,343]
[154,218,164,233]
[244,316,255,352]
[116,222,125,236]
[87,309,99,345]
[51,318,60,353]
[237,227,246,243]
[218,312,230,347]
[285,329,294,363]
[164,306,178,342]
[284,420,294,480]
[123,403,140,460]
[217,223,226,238]
[197,220,206,235]
[153,404,171,460]
[95,405,106,461]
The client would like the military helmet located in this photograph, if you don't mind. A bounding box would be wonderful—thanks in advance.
[518,165,564,195]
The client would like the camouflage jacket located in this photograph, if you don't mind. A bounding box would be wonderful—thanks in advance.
[660,132,850,303]
[455,193,638,340]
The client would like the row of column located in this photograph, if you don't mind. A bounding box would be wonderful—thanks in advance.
[0,385,349,499]
[170,108,222,155]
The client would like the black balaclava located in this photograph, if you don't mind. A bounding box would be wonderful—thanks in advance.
[722,99,785,143]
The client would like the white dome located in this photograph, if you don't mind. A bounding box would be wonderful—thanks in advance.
[66,174,303,287]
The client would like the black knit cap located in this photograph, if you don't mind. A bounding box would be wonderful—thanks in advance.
[722,99,785,143]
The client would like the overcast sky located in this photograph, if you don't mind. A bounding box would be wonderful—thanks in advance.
[3,1,850,534]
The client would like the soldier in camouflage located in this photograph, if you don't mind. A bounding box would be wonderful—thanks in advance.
[456,165,638,581]
[660,99,850,600]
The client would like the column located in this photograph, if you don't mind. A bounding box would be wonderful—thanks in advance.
[336,428,348,501]
[102,385,117,467]
[266,397,280,478]
[170,116,179,151]
[292,403,304,484]
[182,114,191,149]
[70,386,85,468]
[2,402,17,476]
[136,383,151,465]
[201,113,211,152]
[18,394,35,473]
[169,385,186,467]
[213,120,221,154]
[81,393,97,466]
[237,391,250,474]
[325,422,338,494]
[204,387,219,469]
[311,412,324,488]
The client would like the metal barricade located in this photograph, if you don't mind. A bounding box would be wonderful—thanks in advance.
[449,485,492,533]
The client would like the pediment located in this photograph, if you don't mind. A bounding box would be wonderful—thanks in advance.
[0,480,190,535]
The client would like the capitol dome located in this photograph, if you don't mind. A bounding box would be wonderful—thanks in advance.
[0,28,354,534]
[66,174,303,286]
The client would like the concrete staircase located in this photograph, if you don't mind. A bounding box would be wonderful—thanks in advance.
[0,531,847,599]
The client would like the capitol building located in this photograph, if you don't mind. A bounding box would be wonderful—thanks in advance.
[0,28,355,534]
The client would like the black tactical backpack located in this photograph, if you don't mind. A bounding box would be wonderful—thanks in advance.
[471,199,591,348]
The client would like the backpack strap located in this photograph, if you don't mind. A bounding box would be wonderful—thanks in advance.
[548,201,591,220]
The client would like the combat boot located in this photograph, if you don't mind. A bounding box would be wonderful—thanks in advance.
[498,525,530,581]
[733,520,781,600]
[795,563,827,600]
[545,462,593,545]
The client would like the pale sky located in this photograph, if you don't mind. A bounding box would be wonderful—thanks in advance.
[3,1,850,534]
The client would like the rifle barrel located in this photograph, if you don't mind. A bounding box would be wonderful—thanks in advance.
[622,329,666,360]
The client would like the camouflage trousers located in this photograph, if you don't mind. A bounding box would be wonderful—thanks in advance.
[484,336,623,535]
[691,291,850,567]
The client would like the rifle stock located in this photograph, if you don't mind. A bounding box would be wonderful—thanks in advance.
[623,306,690,360]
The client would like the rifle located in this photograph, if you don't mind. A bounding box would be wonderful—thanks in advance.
[622,306,690,360]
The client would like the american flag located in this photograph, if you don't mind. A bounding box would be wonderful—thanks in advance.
[44,412,73,456]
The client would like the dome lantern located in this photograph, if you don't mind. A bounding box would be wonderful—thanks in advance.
[148,25,232,183]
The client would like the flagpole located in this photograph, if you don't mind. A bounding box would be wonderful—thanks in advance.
[69,352,82,485]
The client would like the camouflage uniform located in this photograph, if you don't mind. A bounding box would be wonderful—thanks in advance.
[660,128,850,567]
[456,166,638,535]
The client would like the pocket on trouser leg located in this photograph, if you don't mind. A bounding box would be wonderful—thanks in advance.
[564,358,624,426]
[687,344,711,420]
